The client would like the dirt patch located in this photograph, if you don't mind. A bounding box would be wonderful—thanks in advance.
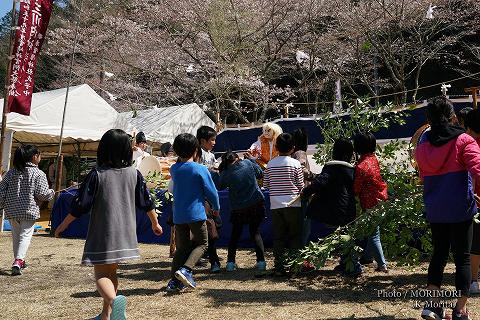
[0,233,478,320]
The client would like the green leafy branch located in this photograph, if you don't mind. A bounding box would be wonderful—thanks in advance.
[287,100,431,273]
[144,171,171,216]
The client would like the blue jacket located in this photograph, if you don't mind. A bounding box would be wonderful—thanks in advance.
[217,159,264,210]
[170,162,220,224]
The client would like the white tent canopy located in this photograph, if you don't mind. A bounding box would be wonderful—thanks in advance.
[119,103,215,144]
[0,84,134,158]
[0,84,133,142]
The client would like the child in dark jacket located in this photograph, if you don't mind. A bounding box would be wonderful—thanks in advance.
[303,138,356,227]
[302,138,361,276]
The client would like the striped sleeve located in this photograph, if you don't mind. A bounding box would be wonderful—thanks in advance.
[265,166,303,196]
[263,167,271,190]
[294,166,304,190]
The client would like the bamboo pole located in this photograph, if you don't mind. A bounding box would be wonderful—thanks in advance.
[54,154,64,194]
[0,0,18,175]
[50,0,83,233]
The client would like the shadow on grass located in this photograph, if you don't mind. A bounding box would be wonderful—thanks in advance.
[71,287,162,298]
[0,270,11,276]
[198,270,458,307]
[118,268,171,283]
[323,317,401,320]
[119,261,171,270]
[199,287,383,306]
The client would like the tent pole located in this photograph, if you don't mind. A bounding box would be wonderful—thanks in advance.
[0,0,18,175]
[54,2,81,174]
[50,0,82,234]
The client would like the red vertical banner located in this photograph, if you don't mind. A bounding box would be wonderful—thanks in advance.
[7,0,53,116]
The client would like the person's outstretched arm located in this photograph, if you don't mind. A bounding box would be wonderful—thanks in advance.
[55,169,97,237]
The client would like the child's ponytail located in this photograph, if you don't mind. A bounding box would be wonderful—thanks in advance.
[219,150,238,172]
[13,145,39,171]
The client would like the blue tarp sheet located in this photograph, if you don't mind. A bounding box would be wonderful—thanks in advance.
[51,188,332,248]
[214,102,473,153]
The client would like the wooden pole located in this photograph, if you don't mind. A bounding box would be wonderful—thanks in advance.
[0,0,18,175]
[50,0,83,234]
[54,154,64,194]
[464,86,480,109]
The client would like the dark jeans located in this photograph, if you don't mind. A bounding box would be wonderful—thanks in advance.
[227,220,265,263]
[428,220,473,296]
[171,220,208,278]
[301,198,311,246]
[207,237,220,265]
[272,207,303,271]
[471,220,480,255]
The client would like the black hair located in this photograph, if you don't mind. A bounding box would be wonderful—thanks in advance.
[218,150,238,172]
[13,144,40,171]
[196,125,217,142]
[173,133,199,159]
[353,131,376,155]
[332,138,354,162]
[292,128,308,152]
[160,142,172,157]
[276,133,295,154]
[426,97,455,126]
[194,145,203,163]
[97,129,133,168]
[456,107,473,128]
[465,109,480,134]
[136,131,147,144]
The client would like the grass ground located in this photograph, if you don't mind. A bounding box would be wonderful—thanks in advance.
[0,233,478,320]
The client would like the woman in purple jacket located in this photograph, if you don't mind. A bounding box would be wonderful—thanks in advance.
[416,98,480,320]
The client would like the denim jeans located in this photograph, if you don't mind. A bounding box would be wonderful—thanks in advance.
[362,226,387,268]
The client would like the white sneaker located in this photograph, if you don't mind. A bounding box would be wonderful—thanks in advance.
[470,281,480,294]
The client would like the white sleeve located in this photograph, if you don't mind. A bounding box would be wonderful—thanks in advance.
[249,139,261,151]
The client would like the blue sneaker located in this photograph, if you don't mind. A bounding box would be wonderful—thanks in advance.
[226,262,237,272]
[110,295,127,320]
[166,278,179,292]
[166,278,186,293]
[255,261,267,278]
[256,261,267,271]
[210,262,221,273]
[175,267,196,288]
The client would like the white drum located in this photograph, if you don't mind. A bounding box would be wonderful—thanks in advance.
[137,155,162,177]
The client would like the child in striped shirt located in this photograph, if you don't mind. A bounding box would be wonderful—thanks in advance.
[264,133,305,275]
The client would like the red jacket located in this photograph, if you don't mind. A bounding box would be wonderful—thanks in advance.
[354,153,388,210]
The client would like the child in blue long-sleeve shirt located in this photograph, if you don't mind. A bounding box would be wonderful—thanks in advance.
[166,133,220,292]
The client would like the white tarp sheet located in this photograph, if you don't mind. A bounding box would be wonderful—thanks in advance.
[119,103,216,143]
[0,84,134,144]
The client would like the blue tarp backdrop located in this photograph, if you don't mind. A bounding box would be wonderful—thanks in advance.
[51,189,332,248]
[213,102,473,153]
